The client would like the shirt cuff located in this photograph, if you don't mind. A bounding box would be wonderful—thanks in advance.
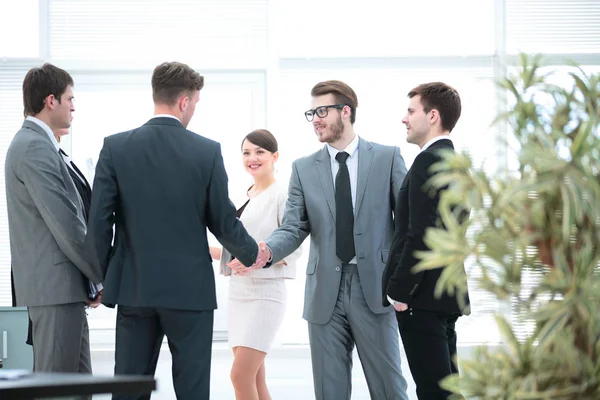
[387,295,399,305]
[95,282,103,291]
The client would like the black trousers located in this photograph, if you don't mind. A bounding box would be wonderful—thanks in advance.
[396,308,460,400]
[113,306,214,400]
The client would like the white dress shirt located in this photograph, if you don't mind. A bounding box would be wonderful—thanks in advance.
[152,114,181,122]
[326,134,360,264]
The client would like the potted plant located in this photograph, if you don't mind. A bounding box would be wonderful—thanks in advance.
[415,54,600,399]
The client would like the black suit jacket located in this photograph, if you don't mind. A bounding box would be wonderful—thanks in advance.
[60,151,98,300]
[85,117,258,311]
[60,149,92,222]
[382,139,470,315]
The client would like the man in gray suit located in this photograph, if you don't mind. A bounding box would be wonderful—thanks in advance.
[5,63,103,373]
[261,80,409,399]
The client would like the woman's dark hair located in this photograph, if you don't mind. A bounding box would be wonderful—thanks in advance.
[241,129,278,153]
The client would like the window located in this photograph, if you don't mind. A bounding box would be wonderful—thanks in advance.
[1,0,598,348]
[0,67,32,305]
[277,0,495,58]
[0,0,39,58]
[49,0,269,69]
[507,0,600,54]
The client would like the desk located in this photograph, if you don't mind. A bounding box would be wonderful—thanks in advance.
[0,372,155,399]
[0,307,33,369]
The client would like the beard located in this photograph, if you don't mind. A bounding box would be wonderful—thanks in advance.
[316,114,344,143]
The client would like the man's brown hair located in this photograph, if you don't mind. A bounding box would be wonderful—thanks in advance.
[152,62,204,105]
[408,82,461,132]
[311,80,359,124]
[23,63,74,117]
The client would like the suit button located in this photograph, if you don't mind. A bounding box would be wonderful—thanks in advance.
[335,267,341,272]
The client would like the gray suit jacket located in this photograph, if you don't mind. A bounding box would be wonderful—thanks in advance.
[266,138,407,324]
[5,120,102,307]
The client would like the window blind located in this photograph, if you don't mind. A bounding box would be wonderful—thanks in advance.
[507,0,600,54]
[0,67,30,306]
[49,0,269,69]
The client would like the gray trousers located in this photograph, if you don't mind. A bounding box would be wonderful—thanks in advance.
[28,302,92,374]
[308,264,409,400]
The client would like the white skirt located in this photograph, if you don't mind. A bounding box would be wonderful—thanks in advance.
[227,275,287,353]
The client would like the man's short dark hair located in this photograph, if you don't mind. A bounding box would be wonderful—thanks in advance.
[408,82,461,132]
[152,62,205,105]
[311,80,359,124]
[22,63,74,117]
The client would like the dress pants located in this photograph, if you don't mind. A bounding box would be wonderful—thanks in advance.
[397,308,460,399]
[28,302,92,375]
[113,306,214,400]
[308,264,409,400]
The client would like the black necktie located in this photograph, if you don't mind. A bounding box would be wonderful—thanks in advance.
[335,151,355,263]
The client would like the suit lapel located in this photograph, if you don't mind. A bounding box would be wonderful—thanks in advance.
[355,138,374,217]
[69,159,92,193]
[315,146,336,221]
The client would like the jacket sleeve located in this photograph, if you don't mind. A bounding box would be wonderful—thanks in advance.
[390,146,408,209]
[85,137,118,279]
[205,143,258,268]
[276,184,303,266]
[20,140,102,284]
[265,161,310,262]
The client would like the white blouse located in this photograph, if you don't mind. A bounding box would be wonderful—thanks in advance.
[219,182,301,279]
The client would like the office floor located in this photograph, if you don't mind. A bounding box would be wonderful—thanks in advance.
[91,342,419,399]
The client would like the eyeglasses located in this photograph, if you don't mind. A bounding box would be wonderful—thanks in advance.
[304,104,346,122]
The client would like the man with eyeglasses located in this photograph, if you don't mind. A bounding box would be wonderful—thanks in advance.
[259,80,410,399]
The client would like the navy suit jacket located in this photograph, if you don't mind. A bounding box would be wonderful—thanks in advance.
[85,117,258,311]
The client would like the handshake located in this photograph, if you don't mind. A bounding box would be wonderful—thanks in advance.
[227,241,272,276]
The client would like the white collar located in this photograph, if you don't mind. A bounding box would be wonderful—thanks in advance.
[152,114,181,122]
[26,116,60,152]
[326,134,360,160]
[421,135,451,152]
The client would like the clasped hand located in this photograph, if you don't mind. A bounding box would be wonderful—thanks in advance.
[86,290,103,308]
[227,241,272,276]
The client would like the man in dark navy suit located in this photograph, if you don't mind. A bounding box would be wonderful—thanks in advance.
[86,61,265,400]
[382,82,470,399]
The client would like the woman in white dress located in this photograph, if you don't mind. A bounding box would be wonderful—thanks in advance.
[210,129,301,400]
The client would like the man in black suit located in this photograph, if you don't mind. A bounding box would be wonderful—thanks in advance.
[85,61,265,400]
[382,82,470,399]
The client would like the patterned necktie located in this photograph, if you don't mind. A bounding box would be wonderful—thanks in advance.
[335,151,355,263]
